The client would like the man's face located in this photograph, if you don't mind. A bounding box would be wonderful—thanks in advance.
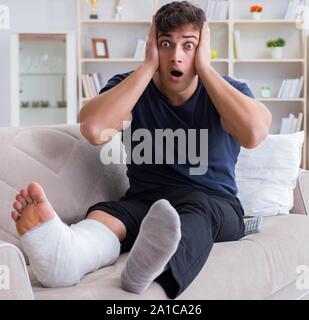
[157,24,200,93]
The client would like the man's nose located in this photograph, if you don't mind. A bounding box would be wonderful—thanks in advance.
[170,45,183,63]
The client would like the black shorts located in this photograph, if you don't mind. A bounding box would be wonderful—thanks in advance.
[86,185,245,299]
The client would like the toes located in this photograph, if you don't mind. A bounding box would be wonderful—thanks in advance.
[16,194,27,207]
[13,201,23,214]
[11,210,21,221]
[20,188,33,204]
[28,182,48,203]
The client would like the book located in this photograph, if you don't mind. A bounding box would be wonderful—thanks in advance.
[98,72,106,89]
[285,0,300,20]
[296,112,304,131]
[280,117,290,134]
[233,31,242,59]
[220,1,229,20]
[205,0,212,17]
[134,39,146,59]
[287,113,295,133]
[288,78,298,98]
[86,74,96,97]
[295,75,304,98]
[81,74,91,99]
[207,1,215,19]
[277,79,287,98]
[280,113,299,134]
[93,73,101,94]
[291,117,298,133]
[212,1,220,20]
[281,79,292,99]
[284,1,293,20]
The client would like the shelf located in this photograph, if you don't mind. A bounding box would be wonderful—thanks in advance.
[80,97,306,103]
[82,58,305,63]
[208,20,229,24]
[233,20,298,24]
[211,59,229,62]
[80,19,228,25]
[20,107,67,110]
[20,73,66,76]
[258,98,305,102]
[81,19,151,24]
[234,59,305,63]
[81,58,144,63]
[81,58,229,63]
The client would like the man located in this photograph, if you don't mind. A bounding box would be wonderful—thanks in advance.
[11,1,271,299]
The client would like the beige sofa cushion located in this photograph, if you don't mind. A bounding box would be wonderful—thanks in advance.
[29,214,309,300]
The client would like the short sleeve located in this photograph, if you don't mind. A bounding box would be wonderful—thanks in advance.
[99,71,134,95]
[235,81,255,99]
[223,76,255,99]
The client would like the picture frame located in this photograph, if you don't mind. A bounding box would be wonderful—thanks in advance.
[92,38,109,58]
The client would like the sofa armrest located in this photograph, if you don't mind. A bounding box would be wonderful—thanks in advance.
[0,241,34,300]
[292,169,309,215]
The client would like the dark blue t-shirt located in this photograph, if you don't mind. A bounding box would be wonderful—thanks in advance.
[99,72,255,198]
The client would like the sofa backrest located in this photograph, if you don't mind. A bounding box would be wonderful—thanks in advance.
[0,124,129,252]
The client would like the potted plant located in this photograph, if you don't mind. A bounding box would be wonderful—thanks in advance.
[266,37,286,59]
[260,85,271,98]
[250,5,263,20]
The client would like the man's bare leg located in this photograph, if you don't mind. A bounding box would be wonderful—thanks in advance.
[11,182,122,287]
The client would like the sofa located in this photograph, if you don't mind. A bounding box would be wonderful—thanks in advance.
[1,124,309,300]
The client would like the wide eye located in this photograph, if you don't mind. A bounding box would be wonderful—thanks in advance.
[160,40,170,48]
[185,42,194,50]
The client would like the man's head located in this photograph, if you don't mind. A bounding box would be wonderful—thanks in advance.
[154,1,206,94]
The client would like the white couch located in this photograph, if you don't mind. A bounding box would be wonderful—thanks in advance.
[1,124,309,300]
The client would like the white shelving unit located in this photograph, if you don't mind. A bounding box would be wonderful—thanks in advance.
[77,0,307,167]
[10,32,77,127]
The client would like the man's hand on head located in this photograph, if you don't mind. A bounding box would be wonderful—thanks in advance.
[144,16,159,74]
[195,21,211,75]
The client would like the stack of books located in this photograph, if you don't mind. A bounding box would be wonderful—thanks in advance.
[277,76,304,99]
[81,72,106,99]
[205,1,228,20]
[134,39,146,60]
[279,112,303,134]
[284,0,304,20]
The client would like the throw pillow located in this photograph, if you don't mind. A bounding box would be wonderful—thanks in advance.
[235,131,304,216]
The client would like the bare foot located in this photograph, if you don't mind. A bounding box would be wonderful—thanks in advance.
[11,182,55,236]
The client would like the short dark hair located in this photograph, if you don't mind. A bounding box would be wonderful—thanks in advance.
[155,1,206,34]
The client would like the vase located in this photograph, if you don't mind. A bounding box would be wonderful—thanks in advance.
[271,47,283,59]
[260,87,271,98]
[251,12,261,20]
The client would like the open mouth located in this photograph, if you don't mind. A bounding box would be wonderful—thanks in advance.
[170,70,183,78]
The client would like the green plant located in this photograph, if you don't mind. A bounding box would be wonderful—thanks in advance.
[266,37,286,48]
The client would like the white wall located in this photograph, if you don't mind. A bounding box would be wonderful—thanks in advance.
[0,0,76,127]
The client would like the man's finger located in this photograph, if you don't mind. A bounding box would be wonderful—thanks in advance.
[200,21,210,42]
[147,16,156,41]
[204,21,210,34]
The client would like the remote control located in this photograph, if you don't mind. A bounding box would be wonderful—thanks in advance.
[243,216,263,236]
